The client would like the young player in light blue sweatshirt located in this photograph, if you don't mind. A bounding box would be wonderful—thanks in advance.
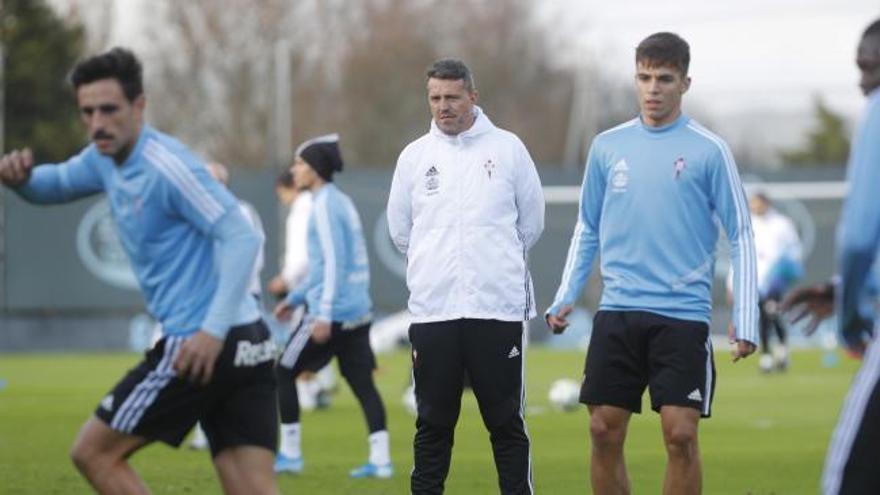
[546,33,758,495]
[273,135,392,479]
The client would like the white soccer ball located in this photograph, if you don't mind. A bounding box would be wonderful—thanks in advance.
[548,378,581,412]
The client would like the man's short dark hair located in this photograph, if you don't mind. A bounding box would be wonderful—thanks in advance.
[70,47,143,101]
[864,18,880,40]
[636,32,690,76]
[426,58,476,92]
[752,191,771,205]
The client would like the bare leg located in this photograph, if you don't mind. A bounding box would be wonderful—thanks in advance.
[660,406,701,495]
[69,416,151,495]
[214,446,278,495]
[588,405,632,495]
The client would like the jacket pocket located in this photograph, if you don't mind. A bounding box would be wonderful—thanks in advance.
[406,227,457,315]
[463,226,526,315]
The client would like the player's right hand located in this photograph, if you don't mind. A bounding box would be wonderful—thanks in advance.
[273,300,293,320]
[174,331,223,385]
[0,148,34,187]
[546,305,573,334]
[782,281,834,336]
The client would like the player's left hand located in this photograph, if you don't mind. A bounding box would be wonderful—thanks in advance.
[174,331,223,385]
[731,340,757,362]
[311,320,332,344]
[546,305,573,334]
[267,275,288,296]
[728,322,757,362]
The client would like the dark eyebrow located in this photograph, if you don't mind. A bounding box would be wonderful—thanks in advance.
[80,104,120,115]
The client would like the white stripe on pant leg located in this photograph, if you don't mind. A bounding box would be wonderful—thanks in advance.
[409,363,417,480]
[111,336,179,431]
[279,316,310,368]
[822,333,880,495]
[520,322,534,495]
[704,337,714,416]
[112,336,183,432]
[279,328,309,369]
[280,321,312,369]
[119,337,182,433]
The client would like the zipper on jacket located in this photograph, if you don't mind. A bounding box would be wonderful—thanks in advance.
[454,136,463,317]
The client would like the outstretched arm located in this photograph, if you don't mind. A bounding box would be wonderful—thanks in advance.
[2,147,103,203]
[783,281,835,337]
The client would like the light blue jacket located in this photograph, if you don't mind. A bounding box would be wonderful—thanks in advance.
[548,114,759,344]
[838,88,880,346]
[286,183,372,323]
[17,125,261,339]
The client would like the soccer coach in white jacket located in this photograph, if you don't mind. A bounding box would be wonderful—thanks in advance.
[387,58,545,495]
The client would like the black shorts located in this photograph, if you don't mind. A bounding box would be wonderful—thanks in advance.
[95,320,278,456]
[277,314,376,379]
[581,310,716,417]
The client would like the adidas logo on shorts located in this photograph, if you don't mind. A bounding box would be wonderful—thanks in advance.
[508,346,520,359]
[687,389,702,402]
[100,394,114,411]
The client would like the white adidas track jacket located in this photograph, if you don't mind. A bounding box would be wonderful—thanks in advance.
[387,107,544,323]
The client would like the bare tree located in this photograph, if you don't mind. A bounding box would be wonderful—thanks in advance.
[334,0,438,166]
[334,0,583,165]
[94,0,607,168]
[50,0,114,54]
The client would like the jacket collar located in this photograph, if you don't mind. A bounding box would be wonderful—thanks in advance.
[428,105,494,143]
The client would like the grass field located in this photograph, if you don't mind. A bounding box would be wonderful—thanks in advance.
[0,347,860,494]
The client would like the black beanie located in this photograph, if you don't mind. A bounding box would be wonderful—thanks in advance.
[295,133,344,182]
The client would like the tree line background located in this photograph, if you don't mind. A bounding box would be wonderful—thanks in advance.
[2,0,851,169]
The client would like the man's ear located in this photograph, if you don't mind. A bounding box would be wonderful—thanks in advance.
[133,94,146,114]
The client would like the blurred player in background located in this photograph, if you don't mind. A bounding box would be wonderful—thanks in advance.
[0,47,278,494]
[208,161,266,300]
[546,32,757,495]
[784,18,880,495]
[747,192,803,373]
[268,168,336,412]
[273,134,392,478]
[268,169,311,301]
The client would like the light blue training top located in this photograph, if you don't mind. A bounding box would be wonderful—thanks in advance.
[16,125,262,339]
[286,183,372,324]
[548,113,759,344]
[838,88,880,347]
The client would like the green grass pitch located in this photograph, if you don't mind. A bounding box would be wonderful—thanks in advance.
[0,347,859,494]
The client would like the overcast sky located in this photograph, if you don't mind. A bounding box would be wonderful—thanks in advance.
[51,0,880,162]
[534,0,880,162]
[543,0,879,117]
[60,0,879,118]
